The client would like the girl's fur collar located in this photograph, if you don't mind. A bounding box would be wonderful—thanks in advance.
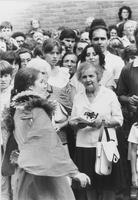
[11,90,45,106]
[11,90,55,117]
[2,91,55,135]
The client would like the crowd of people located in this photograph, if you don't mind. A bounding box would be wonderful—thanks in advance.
[1,5,138,200]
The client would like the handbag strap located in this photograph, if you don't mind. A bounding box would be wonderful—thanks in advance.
[98,120,105,142]
[104,127,110,141]
[98,120,110,142]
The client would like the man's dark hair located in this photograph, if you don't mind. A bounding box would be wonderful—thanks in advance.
[59,28,77,41]
[12,32,26,39]
[89,18,109,41]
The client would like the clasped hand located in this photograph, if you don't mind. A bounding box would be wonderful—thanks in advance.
[78,116,103,129]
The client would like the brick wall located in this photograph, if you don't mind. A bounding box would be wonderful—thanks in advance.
[1,0,138,33]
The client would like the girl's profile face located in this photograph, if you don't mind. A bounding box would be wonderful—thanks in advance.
[30,72,47,96]
[44,46,61,68]
[85,47,100,66]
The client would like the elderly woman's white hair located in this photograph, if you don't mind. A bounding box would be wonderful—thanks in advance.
[77,61,103,83]
[27,57,51,76]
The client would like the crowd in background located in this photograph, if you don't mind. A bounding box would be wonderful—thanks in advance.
[1,5,138,200]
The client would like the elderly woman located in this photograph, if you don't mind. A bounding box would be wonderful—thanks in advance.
[70,62,124,200]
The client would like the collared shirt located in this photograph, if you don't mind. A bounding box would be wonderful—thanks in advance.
[104,51,125,80]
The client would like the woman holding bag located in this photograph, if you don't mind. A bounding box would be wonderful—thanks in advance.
[70,62,124,200]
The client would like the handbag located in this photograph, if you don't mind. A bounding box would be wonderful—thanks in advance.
[95,121,120,175]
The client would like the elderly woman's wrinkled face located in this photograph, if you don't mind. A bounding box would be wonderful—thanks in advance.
[81,67,99,93]
[85,47,99,66]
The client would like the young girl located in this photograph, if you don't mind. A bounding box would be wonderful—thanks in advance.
[42,38,70,89]
[2,67,90,200]
[42,39,71,154]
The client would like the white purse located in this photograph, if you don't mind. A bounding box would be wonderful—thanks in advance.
[95,122,120,175]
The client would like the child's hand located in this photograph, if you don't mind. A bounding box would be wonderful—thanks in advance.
[73,172,91,188]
